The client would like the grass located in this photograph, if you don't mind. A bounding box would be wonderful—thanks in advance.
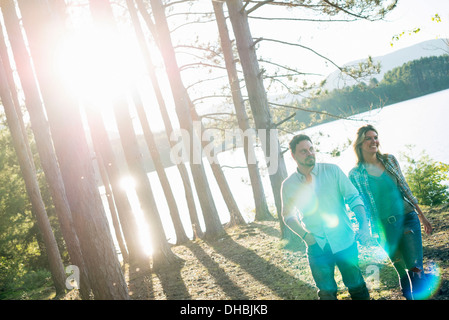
[3,204,448,300]
[123,204,448,300]
[0,269,56,300]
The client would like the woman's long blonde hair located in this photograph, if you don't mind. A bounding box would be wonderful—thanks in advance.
[353,124,384,165]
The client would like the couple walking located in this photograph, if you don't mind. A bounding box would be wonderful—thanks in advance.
[281,124,433,300]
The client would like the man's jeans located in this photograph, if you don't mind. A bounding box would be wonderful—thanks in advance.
[307,241,369,300]
[380,211,427,300]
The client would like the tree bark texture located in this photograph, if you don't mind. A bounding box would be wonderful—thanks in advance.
[131,0,204,239]
[0,0,92,298]
[0,52,67,295]
[225,0,288,222]
[149,0,225,239]
[17,0,129,299]
[212,0,273,222]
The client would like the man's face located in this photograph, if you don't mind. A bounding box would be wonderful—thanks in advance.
[292,140,316,168]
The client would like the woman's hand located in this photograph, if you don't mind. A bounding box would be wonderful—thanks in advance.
[418,213,433,235]
[415,204,433,235]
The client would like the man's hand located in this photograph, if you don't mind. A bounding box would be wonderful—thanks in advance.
[356,224,371,246]
[304,233,317,246]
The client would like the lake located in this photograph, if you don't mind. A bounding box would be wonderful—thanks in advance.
[103,88,449,253]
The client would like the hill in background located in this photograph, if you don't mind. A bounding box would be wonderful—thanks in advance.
[325,38,448,90]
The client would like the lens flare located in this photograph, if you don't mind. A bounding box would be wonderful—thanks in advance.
[295,186,319,218]
[321,212,339,228]
[413,260,442,300]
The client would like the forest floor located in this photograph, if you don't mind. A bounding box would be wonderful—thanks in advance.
[60,204,447,300]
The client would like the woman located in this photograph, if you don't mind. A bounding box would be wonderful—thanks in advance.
[349,124,432,300]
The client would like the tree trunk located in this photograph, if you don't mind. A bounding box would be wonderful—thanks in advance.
[190,107,246,227]
[88,0,179,271]
[0,0,92,299]
[132,89,189,244]
[17,0,129,299]
[148,0,225,239]
[225,0,288,228]
[0,53,67,296]
[130,0,204,239]
[84,105,146,265]
[113,95,180,269]
[96,153,129,263]
[212,0,273,222]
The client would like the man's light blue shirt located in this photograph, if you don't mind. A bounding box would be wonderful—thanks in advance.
[281,163,364,253]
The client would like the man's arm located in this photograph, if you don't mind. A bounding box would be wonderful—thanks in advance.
[281,181,316,246]
[336,166,371,245]
[352,205,370,245]
[283,215,316,246]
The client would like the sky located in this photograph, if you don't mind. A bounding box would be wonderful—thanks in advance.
[57,0,449,133]
[169,0,449,121]
[248,0,449,78]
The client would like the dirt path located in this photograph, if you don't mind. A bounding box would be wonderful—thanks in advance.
[125,205,448,300]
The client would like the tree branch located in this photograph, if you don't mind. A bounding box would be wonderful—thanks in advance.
[242,1,323,10]
[179,62,228,72]
[246,0,274,15]
[258,38,343,71]
[259,58,323,76]
[174,44,222,58]
[185,75,230,91]
[201,112,237,118]
[170,18,217,34]
[191,95,233,104]
[164,0,196,9]
[249,15,358,22]
[273,112,297,128]
[269,102,353,121]
[321,0,369,20]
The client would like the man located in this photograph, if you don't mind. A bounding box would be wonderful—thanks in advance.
[281,134,371,300]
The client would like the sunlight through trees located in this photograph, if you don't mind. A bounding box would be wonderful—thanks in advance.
[0,0,403,299]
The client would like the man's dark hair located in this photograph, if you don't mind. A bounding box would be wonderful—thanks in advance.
[289,134,312,153]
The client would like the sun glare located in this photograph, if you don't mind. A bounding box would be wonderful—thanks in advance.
[57,23,156,257]
[56,26,145,108]
[119,176,153,257]
[120,176,136,190]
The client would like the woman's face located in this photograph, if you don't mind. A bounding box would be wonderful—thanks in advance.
[361,130,379,155]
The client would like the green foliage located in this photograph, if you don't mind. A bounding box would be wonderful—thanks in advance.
[0,262,52,300]
[401,146,449,206]
[432,13,442,23]
[0,115,67,299]
[390,28,421,46]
